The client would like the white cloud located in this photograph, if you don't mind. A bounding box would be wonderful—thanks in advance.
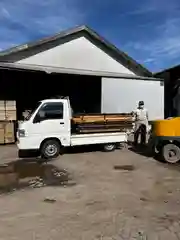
[0,0,84,50]
[1,7,10,18]
[122,0,180,16]
[130,17,180,69]
[143,58,155,64]
[124,0,180,71]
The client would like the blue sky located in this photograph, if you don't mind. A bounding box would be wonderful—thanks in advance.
[0,0,180,72]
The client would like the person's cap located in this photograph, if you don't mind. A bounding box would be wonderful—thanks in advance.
[139,101,144,105]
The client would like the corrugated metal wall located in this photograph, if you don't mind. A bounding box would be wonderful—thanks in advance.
[101,77,164,120]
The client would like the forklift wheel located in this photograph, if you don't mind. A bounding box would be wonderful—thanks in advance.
[162,143,180,164]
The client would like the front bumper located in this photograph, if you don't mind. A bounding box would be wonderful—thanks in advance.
[17,135,41,150]
[17,137,40,158]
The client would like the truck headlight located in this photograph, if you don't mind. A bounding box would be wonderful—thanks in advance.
[18,129,26,137]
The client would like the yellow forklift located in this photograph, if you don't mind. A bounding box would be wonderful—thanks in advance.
[149,78,180,164]
[150,117,180,164]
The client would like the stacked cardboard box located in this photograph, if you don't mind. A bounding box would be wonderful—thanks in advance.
[0,121,15,144]
[0,101,16,144]
[0,101,16,121]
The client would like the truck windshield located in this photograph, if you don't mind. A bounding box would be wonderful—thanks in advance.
[25,101,42,120]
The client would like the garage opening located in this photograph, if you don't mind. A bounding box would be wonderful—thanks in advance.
[0,68,102,120]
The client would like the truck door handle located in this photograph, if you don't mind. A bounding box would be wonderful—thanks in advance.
[60,122,64,125]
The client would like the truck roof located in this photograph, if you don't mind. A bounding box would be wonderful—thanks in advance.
[41,99,68,103]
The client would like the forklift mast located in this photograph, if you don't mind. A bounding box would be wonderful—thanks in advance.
[172,79,180,117]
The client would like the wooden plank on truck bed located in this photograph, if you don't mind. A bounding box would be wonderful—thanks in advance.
[72,114,133,124]
[78,128,129,133]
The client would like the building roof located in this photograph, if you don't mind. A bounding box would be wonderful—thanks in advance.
[154,64,180,78]
[0,62,161,81]
[0,25,152,77]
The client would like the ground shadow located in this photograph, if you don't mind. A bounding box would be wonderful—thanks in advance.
[63,145,102,155]
[114,164,135,171]
[158,160,180,172]
[128,143,153,158]
[63,143,126,155]
[0,158,75,195]
[128,143,180,172]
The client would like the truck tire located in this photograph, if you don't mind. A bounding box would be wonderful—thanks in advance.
[162,143,180,164]
[41,139,60,159]
[103,143,116,152]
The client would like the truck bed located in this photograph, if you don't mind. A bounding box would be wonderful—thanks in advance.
[71,132,127,146]
[71,113,133,134]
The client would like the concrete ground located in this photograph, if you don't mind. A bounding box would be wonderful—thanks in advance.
[1,145,180,239]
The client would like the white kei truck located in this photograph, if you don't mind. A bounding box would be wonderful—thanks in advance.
[17,97,131,159]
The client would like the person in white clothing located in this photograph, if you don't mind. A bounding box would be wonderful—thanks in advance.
[133,101,148,146]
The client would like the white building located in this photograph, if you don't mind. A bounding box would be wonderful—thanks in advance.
[0,25,164,120]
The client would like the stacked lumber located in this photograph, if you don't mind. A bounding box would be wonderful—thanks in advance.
[0,101,16,121]
[0,121,15,144]
[72,113,133,134]
[72,113,132,124]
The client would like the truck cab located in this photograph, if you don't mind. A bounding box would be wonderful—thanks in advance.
[18,98,72,158]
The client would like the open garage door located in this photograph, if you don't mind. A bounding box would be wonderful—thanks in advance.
[0,69,102,120]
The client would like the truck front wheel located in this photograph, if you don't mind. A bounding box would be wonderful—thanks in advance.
[41,139,60,159]
[162,143,180,164]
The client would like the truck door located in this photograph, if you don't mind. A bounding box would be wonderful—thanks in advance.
[32,101,70,147]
